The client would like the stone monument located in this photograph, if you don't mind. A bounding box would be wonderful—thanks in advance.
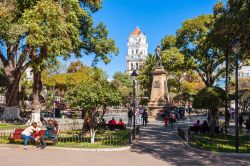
[148,45,171,118]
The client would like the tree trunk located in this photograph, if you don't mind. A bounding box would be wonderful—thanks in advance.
[210,108,218,134]
[4,65,21,107]
[30,70,43,124]
[90,129,97,143]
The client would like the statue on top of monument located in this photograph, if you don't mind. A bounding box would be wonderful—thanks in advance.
[155,44,162,67]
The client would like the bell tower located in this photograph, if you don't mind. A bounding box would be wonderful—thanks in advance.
[126,27,148,74]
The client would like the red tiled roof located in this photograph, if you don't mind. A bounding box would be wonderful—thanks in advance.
[131,26,141,35]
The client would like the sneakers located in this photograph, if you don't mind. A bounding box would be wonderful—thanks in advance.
[41,145,46,149]
[24,146,28,150]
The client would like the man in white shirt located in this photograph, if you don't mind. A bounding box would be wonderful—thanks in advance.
[21,122,38,149]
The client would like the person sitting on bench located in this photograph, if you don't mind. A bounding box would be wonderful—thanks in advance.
[118,119,125,130]
[39,119,56,149]
[21,122,39,149]
[193,120,202,133]
[201,120,210,134]
[108,117,117,130]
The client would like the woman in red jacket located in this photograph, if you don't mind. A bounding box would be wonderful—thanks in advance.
[164,115,168,127]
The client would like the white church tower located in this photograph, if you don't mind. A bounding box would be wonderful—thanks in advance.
[126,27,148,74]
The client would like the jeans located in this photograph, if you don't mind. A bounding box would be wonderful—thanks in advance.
[21,134,35,146]
[128,117,132,126]
[40,135,55,146]
[142,118,147,126]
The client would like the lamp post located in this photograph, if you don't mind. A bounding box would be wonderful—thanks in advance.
[225,46,229,134]
[131,70,138,139]
[231,37,241,153]
[53,85,56,120]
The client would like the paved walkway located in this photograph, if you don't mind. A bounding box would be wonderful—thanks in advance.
[132,120,250,166]
[1,120,250,166]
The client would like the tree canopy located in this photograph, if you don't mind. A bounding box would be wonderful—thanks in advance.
[176,15,225,87]
[0,0,118,106]
[112,72,132,106]
[193,86,227,111]
[66,80,121,111]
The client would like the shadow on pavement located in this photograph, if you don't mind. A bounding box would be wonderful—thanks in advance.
[131,122,250,166]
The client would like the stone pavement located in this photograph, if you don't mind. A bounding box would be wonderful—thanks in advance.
[1,119,250,166]
[0,145,169,166]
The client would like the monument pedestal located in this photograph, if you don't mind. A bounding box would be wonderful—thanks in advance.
[148,66,171,119]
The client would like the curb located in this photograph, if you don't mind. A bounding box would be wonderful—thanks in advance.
[175,134,250,157]
[47,146,131,152]
[0,144,131,152]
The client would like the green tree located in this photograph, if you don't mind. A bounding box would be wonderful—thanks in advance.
[238,89,250,113]
[112,72,132,106]
[0,62,6,94]
[137,54,156,97]
[0,0,118,109]
[176,15,225,87]
[65,80,122,143]
[67,60,86,73]
[193,86,227,133]
[212,0,250,59]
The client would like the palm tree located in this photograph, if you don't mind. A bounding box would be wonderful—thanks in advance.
[137,54,156,97]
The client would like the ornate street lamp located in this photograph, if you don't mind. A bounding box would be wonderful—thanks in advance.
[131,70,138,138]
[230,37,241,153]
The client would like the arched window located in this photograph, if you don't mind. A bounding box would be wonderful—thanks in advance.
[131,63,133,70]
[136,63,139,69]
[136,49,138,54]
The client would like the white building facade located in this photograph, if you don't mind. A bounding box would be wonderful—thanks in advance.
[238,65,250,78]
[126,27,148,74]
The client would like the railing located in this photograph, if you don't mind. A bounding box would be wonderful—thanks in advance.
[0,133,9,144]
[56,131,131,148]
[0,126,140,148]
[177,127,187,141]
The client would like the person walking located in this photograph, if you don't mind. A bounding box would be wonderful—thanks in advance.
[169,113,175,127]
[164,115,168,127]
[239,114,244,128]
[128,108,133,126]
[142,110,148,126]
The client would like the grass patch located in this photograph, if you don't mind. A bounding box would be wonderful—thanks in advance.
[190,134,250,153]
[57,130,130,148]
[0,123,25,130]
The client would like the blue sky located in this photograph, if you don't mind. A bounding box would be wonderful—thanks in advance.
[63,0,219,79]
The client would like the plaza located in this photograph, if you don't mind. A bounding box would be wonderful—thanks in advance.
[0,0,250,165]
[1,119,250,166]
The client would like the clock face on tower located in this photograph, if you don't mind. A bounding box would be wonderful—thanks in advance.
[134,37,137,43]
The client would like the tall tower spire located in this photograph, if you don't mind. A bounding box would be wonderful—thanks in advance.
[126,27,148,74]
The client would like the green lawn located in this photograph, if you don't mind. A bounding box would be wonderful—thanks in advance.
[190,134,250,153]
[0,123,25,130]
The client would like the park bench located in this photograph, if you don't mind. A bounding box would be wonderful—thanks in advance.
[9,128,59,145]
[106,124,126,130]
[189,126,210,134]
